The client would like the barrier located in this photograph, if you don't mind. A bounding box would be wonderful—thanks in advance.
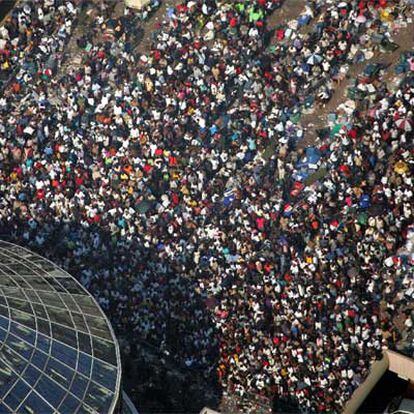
[343,355,389,414]
[388,350,414,381]
[343,350,414,414]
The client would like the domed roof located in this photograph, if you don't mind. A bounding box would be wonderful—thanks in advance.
[0,241,121,414]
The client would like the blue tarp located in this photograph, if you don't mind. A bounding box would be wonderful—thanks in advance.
[295,147,321,170]
[223,188,235,207]
[298,14,311,27]
[293,147,322,182]
[306,147,322,165]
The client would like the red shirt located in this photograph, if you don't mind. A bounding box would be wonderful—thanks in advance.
[256,217,265,230]
[230,17,237,27]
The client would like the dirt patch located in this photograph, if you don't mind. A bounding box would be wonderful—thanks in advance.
[55,1,103,79]
[134,0,181,55]
[267,0,304,30]
[299,13,414,148]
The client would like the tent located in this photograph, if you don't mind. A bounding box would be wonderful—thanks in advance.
[307,54,323,65]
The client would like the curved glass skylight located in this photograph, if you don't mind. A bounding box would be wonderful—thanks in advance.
[0,241,121,414]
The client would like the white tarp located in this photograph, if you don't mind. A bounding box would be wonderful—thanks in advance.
[125,0,151,10]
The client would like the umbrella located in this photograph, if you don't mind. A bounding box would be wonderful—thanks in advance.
[136,200,153,213]
[358,212,368,225]
[205,297,217,310]
[307,54,322,65]
[167,7,175,18]
[395,118,413,132]
[359,194,371,209]
[290,112,301,124]
[278,236,289,246]
[356,14,367,23]
[23,126,34,135]
[347,267,359,278]
[293,38,302,49]
[394,161,409,175]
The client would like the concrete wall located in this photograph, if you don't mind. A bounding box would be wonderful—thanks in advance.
[198,352,414,414]
[343,350,414,414]
[125,0,151,10]
[387,350,414,380]
[343,355,389,414]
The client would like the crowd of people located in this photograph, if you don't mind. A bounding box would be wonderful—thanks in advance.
[0,0,413,412]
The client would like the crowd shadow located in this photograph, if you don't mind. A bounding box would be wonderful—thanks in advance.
[273,396,301,414]
[0,216,222,413]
